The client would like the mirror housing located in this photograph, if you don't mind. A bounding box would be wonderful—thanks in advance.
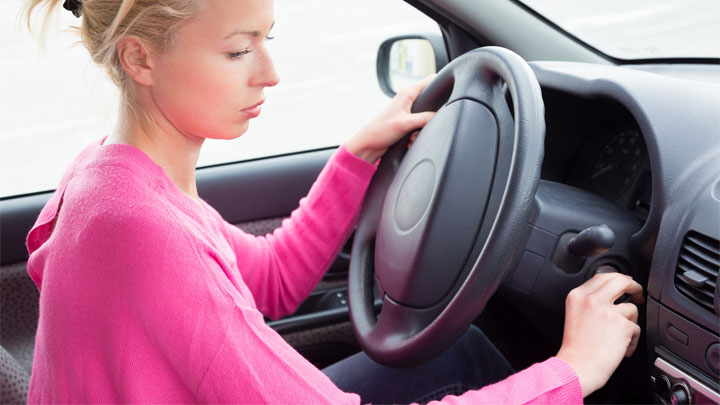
[376,34,449,97]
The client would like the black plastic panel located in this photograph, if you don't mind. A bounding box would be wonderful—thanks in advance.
[657,304,720,380]
[501,180,643,340]
[531,61,720,266]
[196,149,334,224]
[0,194,52,265]
[658,178,720,335]
[268,287,382,334]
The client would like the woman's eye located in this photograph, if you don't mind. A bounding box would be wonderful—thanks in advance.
[229,49,252,60]
[265,35,275,41]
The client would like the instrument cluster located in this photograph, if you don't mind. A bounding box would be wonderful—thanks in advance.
[566,124,652,220]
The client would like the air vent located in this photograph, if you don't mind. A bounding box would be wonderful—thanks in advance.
[674,231,720,314]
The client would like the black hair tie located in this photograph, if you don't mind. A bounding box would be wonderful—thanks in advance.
[62,0,82,18]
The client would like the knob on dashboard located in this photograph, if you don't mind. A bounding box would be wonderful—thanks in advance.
[707,343,720,375]
[670,383,691,405]
[655,374,672,397]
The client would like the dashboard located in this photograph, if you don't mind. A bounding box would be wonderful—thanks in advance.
[540,88,652,221]
[524,61,720,404]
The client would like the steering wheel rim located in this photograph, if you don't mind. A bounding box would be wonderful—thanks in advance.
[348,46,546,367]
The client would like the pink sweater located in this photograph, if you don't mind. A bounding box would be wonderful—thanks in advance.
[26,138,582,404]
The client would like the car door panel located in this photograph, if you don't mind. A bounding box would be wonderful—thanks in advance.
[196,148,335,224]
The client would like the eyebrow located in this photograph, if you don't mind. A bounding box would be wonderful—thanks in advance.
[224,21,275,39]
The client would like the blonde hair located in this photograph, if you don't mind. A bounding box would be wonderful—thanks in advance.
[23,0,201,119]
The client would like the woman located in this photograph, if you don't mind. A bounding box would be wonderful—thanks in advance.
[24,0,642,403]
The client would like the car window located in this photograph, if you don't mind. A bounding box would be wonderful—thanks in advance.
[0,0,439,198]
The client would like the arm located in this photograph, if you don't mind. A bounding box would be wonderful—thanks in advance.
[435,272,643,404]
[431,357,582,405]
[223,146,376,319]
[197,305,360,404]
[223,77,437,319]
[556,272,644,397]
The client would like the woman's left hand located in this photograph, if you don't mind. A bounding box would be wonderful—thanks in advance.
[345,75,436,164]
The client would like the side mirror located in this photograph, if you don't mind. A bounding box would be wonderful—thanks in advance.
[376,34,448,97]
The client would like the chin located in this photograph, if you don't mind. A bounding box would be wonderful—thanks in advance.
[205,122,250,140]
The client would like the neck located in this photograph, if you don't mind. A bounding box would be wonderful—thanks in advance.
[106,103,204,202]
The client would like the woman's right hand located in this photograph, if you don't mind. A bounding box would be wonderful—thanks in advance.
[344,75,436,164]
[556,272,644,398]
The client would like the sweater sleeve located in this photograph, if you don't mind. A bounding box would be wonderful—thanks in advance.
[197,305,360,404]
[430,357,583,405]
[198,327,580,405]
[222,145,377,319]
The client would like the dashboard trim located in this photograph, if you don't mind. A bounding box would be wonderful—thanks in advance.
[656,357,720,404]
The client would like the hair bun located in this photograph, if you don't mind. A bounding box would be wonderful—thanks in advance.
[62,0,82,18]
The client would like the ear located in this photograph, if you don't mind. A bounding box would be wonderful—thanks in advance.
[117,36,154,87]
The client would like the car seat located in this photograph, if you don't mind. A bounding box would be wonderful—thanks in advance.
[1,262,38,403]
[0,345,29,403]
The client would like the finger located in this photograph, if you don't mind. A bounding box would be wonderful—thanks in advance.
[596,275,643,305]
[407,74,437,97]
[615,302,639,324]
[398,74,437,103]
[628,283,645,305]
[407,130,420,149]
[625,323,641,358]
[406,111,435,131]
[574,272,619,295]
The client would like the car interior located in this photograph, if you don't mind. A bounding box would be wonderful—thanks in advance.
[2,0,719,404]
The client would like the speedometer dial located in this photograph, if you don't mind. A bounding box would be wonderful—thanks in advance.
[589,128,645,198]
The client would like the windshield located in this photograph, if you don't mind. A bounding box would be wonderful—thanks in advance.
[519,0,720,61]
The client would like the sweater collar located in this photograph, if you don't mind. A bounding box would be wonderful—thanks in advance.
[94,136,211,221]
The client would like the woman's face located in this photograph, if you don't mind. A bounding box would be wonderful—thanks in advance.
[150,0,278,141]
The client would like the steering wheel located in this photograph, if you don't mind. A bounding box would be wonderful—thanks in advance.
[348,47,545,367]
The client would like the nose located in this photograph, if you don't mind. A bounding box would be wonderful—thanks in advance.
[252,46,279,88]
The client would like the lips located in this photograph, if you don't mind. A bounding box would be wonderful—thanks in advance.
[241,100,264,118]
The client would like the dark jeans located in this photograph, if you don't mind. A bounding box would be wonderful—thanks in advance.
[323,325,514,404]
